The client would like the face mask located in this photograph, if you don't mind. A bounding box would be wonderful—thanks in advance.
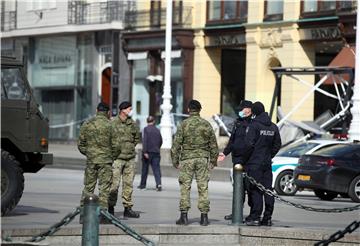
[238,111,245,118]
[127,110,133,117]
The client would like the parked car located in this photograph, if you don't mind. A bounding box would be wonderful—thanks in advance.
[294,142,360,203]
[230,139,346,196]
[272,139,346,196]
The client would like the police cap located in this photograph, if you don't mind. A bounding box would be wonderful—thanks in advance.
[238,100,253,111]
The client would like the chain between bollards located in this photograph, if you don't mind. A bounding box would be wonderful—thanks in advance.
[231,163,244,225]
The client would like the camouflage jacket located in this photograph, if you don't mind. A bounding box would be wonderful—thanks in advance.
[111,116,140,160]
[77,112,113,164]
[171,111,218,168]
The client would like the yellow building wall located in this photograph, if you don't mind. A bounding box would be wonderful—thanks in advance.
[193,30,221,118]
[245,24,315,122]
[245,0,316,122]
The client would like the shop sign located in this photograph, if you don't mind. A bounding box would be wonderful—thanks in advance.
[300,27,341,41]
[38,54,72,67]
[205,34,245,47]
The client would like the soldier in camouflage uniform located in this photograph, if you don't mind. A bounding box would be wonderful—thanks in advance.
[108,101,141,218]
[171,100,218,226]
[78,102,114,212]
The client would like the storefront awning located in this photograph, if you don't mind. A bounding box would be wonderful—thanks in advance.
[324,46,355,85]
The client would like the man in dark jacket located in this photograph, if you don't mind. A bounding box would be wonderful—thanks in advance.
[242,101,281,226]
[138,115,163,191]
[218,100,253,221]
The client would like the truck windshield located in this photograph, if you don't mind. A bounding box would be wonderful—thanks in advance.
[1,67,29,100]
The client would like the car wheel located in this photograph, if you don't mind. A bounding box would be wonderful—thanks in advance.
[274,170,298,196]
[314,189,338,201]
[348,175,360,203]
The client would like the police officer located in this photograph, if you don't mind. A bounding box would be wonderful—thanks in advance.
[78,102,113,218]
[171,100,218,226]
[218,100,253,221]
[242,101,281,226]
[108,101,141,218]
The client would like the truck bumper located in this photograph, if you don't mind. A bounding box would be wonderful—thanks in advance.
[40,153,53,165]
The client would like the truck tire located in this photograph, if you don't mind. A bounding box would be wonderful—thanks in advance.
[274,170,298,196]
[348,175,360,203]
[1,150,24,216]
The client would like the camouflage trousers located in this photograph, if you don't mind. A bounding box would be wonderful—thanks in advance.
[80,162,112,209]
[178,157,210,213]
[108,158,136,208]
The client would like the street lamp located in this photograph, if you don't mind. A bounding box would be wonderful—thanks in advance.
[348,5,360,141]
[160,0,173,149]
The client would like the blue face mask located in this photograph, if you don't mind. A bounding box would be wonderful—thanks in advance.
[238,111,245,118]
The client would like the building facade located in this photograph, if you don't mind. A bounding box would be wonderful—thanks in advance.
[1,0,135,139]
[198,0,356,123]
[1,0,356,140]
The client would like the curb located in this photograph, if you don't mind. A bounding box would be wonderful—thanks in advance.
[2,224,359,246]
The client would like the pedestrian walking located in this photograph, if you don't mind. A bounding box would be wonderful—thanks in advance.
[171,100,218,226]
[108,101,141,218]
[78,102,114,222]
[138,115,163,191]
[241,101,282,226]
[217,100,253,221]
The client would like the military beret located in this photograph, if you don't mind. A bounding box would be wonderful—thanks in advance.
[188,99,202,111]
[97,102,110,112]
[119,101,132,111]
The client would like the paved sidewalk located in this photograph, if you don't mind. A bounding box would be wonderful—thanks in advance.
[2,168,360,245]
[48,142,233,181]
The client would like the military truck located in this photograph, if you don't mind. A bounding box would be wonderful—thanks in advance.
[1,56,53,215]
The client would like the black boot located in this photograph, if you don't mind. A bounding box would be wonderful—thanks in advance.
[124,207,140,218]
[108,206,114,216]
[200,213,209,226]
[176,212,188,225]
[224,213,232,220]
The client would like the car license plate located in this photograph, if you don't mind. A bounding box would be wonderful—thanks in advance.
[298,175,310,181]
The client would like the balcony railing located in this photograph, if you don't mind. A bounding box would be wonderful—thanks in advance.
[125,6,192,30]
[68,1,135,25]
[1,11,16,32]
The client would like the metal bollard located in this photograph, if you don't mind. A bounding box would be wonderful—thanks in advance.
[231,164,244,225]
[81,195,100,246]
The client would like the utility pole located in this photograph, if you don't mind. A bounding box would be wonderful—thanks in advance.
[160,0,173,148]
[348,5,360,141]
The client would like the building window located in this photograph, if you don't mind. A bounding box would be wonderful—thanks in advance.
[27,0,56,11]
[264,0,283,21]
[301,1,356,17]
[207,1,247,23]
[150,0,161,27]
[173,1,183,25]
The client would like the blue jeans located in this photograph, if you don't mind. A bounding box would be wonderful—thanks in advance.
[139,152,162,188]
